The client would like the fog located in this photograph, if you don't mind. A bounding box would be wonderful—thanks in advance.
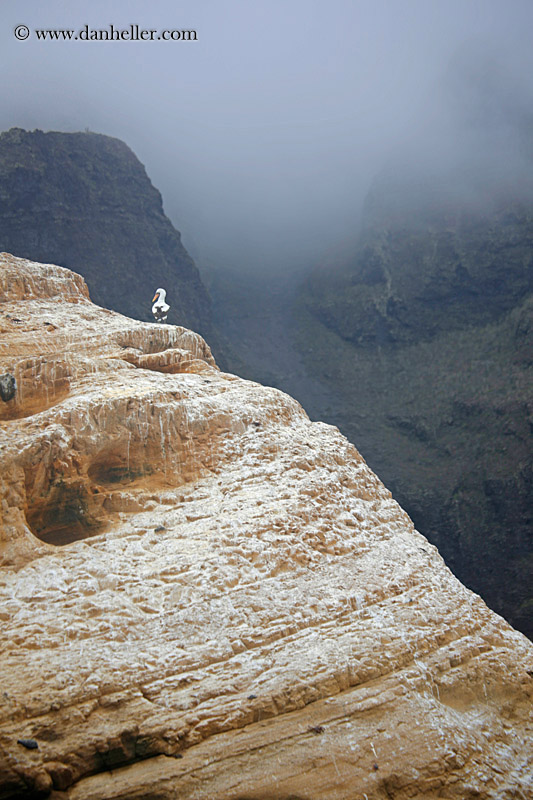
[1,0,533,274]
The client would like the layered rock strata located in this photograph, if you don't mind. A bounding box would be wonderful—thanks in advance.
[0,253,532,800]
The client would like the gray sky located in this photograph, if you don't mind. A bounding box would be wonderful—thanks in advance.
[1,0,533,273]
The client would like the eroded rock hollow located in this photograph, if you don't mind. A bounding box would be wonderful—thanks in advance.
[0,253,532,799]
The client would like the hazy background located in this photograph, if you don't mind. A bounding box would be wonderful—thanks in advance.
[1,0,532,274]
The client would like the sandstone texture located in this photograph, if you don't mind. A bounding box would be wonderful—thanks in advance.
[0,252,532,800]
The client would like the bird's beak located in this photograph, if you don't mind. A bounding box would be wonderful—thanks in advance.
[152,292,159,302]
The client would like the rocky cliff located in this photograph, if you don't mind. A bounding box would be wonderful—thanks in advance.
[297,187,533,641]
[1,252,532,799]
[206,50,533,642]
[0,128,213,340]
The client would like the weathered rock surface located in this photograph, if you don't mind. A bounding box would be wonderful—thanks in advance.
[1,252,532,799]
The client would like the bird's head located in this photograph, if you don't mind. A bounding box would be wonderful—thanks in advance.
[152,288,165,303]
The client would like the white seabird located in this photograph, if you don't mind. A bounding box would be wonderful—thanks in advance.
[152,288,170,322]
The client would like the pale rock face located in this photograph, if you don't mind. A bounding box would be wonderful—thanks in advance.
[0,252,532,800]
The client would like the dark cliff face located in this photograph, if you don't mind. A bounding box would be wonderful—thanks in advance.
[298,184,533,639]
[311,208,533,347]
[0,128,213,340]
[309,173,533,348]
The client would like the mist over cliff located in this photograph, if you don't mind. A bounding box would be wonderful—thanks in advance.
[0,0,532,629]
[1,4,533,793]
[362,41,533,234]
[2,1,533,275]
[211,44,533,640]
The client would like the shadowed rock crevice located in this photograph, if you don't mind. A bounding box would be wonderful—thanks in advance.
[25,480,105,546]
[87,451,145,486]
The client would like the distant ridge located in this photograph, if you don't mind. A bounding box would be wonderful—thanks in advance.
[0,127,214,343]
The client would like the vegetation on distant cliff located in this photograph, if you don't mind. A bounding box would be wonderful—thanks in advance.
[298,188,533,639]
[309,208,533,346]
[0,127,213,340]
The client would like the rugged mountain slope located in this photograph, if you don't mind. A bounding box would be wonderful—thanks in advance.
[208,219,533,642]
[1,253,532,799]
[208,48,533,641]
[0,128,213,340]
[298,191,533,640]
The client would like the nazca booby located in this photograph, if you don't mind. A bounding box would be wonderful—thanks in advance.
[152,288,169,322]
